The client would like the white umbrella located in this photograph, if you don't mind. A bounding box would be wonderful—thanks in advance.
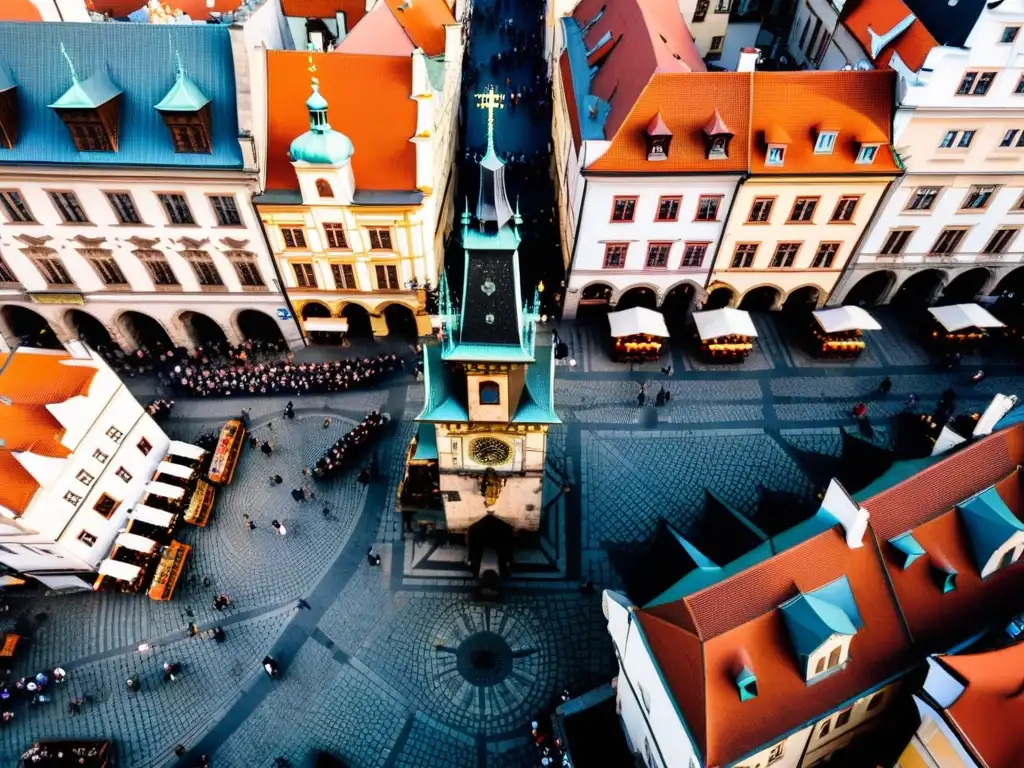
[929,303,1005,332]
[692,308,758,341]
[607,307,670,338]
[812,306,882,334]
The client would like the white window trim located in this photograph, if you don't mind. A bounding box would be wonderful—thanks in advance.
[814,131,838,154]
[856,144,880,165]
[766,144,786,166]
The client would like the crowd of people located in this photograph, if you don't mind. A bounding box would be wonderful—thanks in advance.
[313,411,389,481]
[90,338,286,380]
[0,666,68,724]
[168,354,404,398]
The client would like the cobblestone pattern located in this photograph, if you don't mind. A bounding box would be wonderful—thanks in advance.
[319,558,394,657]
[773,400,909,424]
[378,420,418,543]
[554,378,761,408]
[487,737,542,768]
[676,340,775,372]
[390,713,477,768]
[781,426,894,456]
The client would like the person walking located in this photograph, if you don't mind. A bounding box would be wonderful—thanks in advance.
[243,514,256,531]
[271,520,287,536]
[241,407,252,429]
[637,387,646,408]
[260,441,273,457]
[248,434,258,450]
[906,393,919,410]
[878,376,892,394]
[852,402,867,420]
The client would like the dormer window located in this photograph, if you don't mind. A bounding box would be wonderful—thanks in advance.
[780,576,861,683]
[814,130,838,154]
[857,144,880,165]
[709,136,728,157]
[766,145,786,166]
[645,112,673,162]
[0,65,17,150]
[155,62,212,155]
[479,381,500,405]
[49,69,123,153]
[703,108,733,160]
[889,533,925,570]
[736,667,758,701]
[931,562,957,593]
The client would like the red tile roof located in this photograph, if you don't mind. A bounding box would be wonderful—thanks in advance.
[383,0,454,57]
[265,50,417,192]
[843,0,937,73]
[0,0,43,21]
[279,0,367,27]
[335,0,416,56]
[90,0,239,17]
[938,641,1024,768]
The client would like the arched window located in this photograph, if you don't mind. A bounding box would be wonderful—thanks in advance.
[479,381,500,405]
[316,178,334,198]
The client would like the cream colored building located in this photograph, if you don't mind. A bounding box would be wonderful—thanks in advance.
[679,0,732,59]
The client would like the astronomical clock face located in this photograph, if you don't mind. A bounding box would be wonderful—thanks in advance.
[469,436,512,467]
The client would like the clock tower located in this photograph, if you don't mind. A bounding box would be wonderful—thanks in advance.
[414,86,560,534]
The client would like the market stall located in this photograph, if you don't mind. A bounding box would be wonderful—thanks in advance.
[927,303,1005,351]
[692,308,757,362]
[808,306,882,359]
[168,440,207,463]
[208,419,245,485]
[607,307,670,362]
[183,480,216,527]
[130,504,178,530]
[94,558,145,593]
[147,540,191,601]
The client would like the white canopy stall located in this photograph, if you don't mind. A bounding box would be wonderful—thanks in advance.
[145,481,185,502]
[808,306,882,358]
[928,303,1005,350]
[130,504,176,528]
[692,308,757,361]
[607,307,669,361]
[115,532,158,554]
[156,461,194,480]
[303,318,349,334]
[812,307,882,333]
[168,440,206,461]
[98,559,141,583]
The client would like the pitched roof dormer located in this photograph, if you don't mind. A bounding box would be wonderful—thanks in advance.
[644,111,672,162]
[0,60,17,150]
[889,532,925,569]
[780,575,862,682]
[764,126,790,167]
[156,55,213,155]
[703,108,733,160]
[958,485,1024,578]
[49,45,122,153]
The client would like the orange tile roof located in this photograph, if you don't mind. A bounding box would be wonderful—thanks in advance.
[335,0,415,56]
[0,0,43,21]
[587,72,751,174]
[383,0,454,57]
[0,350,97,516]
[750,70,899,175]
[265,50,417,192]
[842,0,937,73]
[938,641,1024,768]
[280,0,367,27]
[639,527,914,765]
[90,0,240,17]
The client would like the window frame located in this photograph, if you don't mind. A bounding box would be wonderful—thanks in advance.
[76,469,95,486]
[292,261,318,288]
[856,144,879,164]
[48,190,90,224]
[77,530,98,547]
[957,71,998,95]
[1000,129,1020,148]
[603,242,629,269]
[114,467,133,483]
[610,196,638,223]
[769,242,801,268]
[939,130,958,149]
[105,426,124,443]
[834,707,852,728]
[323,222,350,250]
[134,249,180,288]
[63,491,82,506]
[227,250,267,290]
[93,493,120,519]
[0,255,17,285]
[137,437,153,456]
[830,196,861,223]
[655,196,682,222]
[374,263,401,290]
[104,191,142,225]
[958,130,976,148]
[478,381,501,405]
[280,227,308,249]
[731,243,759,268]
[80,248,129,287]
[695,195,722,222]
[983,227,1019,254]
[692,0,709,22]
[157,192,196,226]
[29,251,75,287]
[0,190,36,223]
[709,35,725,53]
[208,194,243,227]
[766,145,786,166]
[814,131,837,154]
[748,197,775,223]
[645,241,672,269]
[812,242,841,268]
[788,197,819,223]
[330,262,357,290]
[960,184,998,211]
[906,186,940,211]
[1017,74,1024,94]
[880,228,915,255]
[930,227,969,255]
[367,227,395,251]
[181,249,225,289]
[681,242,709,268]
[93,448,109,463]
[315,178,335,198]
[1002,26,1020,44]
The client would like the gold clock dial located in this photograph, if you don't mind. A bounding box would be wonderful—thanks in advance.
[469,437,511,466]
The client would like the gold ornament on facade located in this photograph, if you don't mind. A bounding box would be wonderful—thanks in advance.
[469,437,512,467]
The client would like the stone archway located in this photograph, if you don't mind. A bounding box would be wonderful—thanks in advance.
[993,266,1024,296]
[237,309,285,346]
[704,286,736,310]
[300,301,331,320]
[782,285,821,314]
[739,286,782,312]
[0,305,63,349]
[341,303,373,339]
[66,309,116,351]
[843,271,897,307]
[615,286,657,311]
[890,269,946,307]
[118,311,173,352]
[579,283,614,306]
[941,268,992,304]
[179,311,228,349]
[661,283,698,333]
[383,303,418,340]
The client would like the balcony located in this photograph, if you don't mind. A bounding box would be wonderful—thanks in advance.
[860,252,1024,265]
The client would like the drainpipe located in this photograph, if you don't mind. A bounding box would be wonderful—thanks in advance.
[564,146,590,320]
[702,173,748,305]
[252,197,308,348]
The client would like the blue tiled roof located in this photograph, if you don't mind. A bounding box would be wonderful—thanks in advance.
[780,576,861,664]
[416,345,468,423]
[512,345,561,425]
[0,22,241,168]
[412,423,438,461]
[561,16,611,141]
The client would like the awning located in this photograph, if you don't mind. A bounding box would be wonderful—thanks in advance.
[168,440,205,460]
[98,559,141,582]
[157,461,193,480]
[130,504,176,528]
[693,308,758,341]
[607,307,669,338]
[115,532,157,553]
[812,306,882,334]
[145,481,184,501]
[303,317,349,333]
[929,303,1005,332]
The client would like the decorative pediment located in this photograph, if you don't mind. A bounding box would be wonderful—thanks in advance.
[14,233,52,247]
[220,237,250,250]
[126,236,161,249]
[72,234,107,247]
[177,237,210,250]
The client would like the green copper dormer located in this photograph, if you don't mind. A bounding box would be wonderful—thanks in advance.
[736,667,758,702]
[289,79,354,166]
[156,54,212,154]
[889,532,926,570]
[780,576,862,681]
[49,44,122,152]
[958,485,1024,577]
[0,59,17,150]
[49,69,120,110]
[931,561,958,593]
[156,60,210,113]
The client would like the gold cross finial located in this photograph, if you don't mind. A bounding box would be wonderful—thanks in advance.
[306,42,318,88]
[474,85,504,153]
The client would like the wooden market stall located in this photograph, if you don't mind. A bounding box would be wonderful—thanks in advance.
[927,303,1005,351]
[208,419,245,486]
[808,306,882,359]
[183,480,216,527]
[692,308,757,362]
[607,307,670,362]
[148,540,191,601]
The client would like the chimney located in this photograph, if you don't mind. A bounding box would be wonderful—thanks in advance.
[819,479,869,549]
[737,47,760,73]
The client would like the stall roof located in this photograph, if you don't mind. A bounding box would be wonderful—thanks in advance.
[146,481,185,501]
[608,307,670,338]
[168,441,205,460]
[115,532,157,553]
[157,461,194,480]
[812,306,882,334]
[929,303,1005,332]
[303,318,349,333]
[692,308,758,341]
[131,505,176,528]
[98,559,141,582]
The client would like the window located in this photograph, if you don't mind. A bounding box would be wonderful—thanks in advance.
[331,263,356,289]
[696,195,721,221]
[656,196,681,221]
[831,196,860,222]
[479,381,500,405]
[866,692,884,711]
[76,470,94,486]
[1017,75,1024,94]
[789,197,818,222]
[315,178,334,198]
[63,491,82,505]
[1015,192,1024,211]
[1002,26,1020,43]
[157,193,195,225]
[939,131,958,148]
[645,242,671,268]
[961,185,996,210]
[692,0,709,21]
[835,707,852,728]
[959,130,976,148]
[709,135,729,158]
[603,243,628,268]
[0,256,16,284]
[748,197,774,223]
[30,252,74,286]
[681,243,708,267]
[715,0,729,11]
[856,145,879,164]
[281,227,307,249]
[611,196,637,222]
[182,250,224,288]
[93,493,118,518]
[82,249,128,286]
[881,229,914,255]
[105,427,124,443]
[907,187,939,211]
[375,264,400,289]
[63,114,113,152]
[1000,129,1021,147]
[767,742,784,765]
[984,228,1018,254]
[819,720,831,739]
[93,448,109,463]
[104,192,141,224]
[731,243,758,268]
[806,16,823,56]
[709,35,725,53]
[228,251,266,289]
[958,71,997,95]
[766,145,785,166]
[135,249,179,287]
[49,191,88,223]
[770,242,800,268]
[813,31,832,66]
[814,131,837,154]
[115,467,132,483]
[292,262,317,288]
[209,195,242,226]
[798,16,811,50]
[827,645,843,669]
[812,242,840,268]
[77,531,97,547]
[367,228,394,250]
[0,191,35,222]
[164,113,211,154]
[324,222,349,249]
[137,437,152,456]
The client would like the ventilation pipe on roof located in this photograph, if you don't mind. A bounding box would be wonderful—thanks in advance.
[737,47,761,72]
[820,478,870,549]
